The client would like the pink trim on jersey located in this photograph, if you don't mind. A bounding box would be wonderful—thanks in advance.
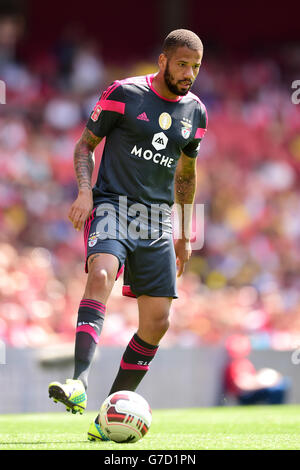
[195,127,207,139]
[119,75,148,86]
[116,264,124,280]
[147,74,182,102]
[187,91,208,128]
[84,209,95,252]
[122,285,136,298]
[187,90,203,105]
[204,104,208,128]
[120,358,149,371]
[84,209,96,273]
[76,324,99,343]
[98,99,125,114]
[102,76,146,101]
[102,81,122,100]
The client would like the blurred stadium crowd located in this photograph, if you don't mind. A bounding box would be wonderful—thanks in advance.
[0,15,300,351]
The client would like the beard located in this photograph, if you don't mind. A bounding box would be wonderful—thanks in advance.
[164,62,193,96]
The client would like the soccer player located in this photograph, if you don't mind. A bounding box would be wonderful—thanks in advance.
[48,28,208,441]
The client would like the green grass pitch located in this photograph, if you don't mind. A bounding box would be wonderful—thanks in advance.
[0,405,300,450]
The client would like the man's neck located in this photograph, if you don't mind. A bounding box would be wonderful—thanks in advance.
[151,72,179,101]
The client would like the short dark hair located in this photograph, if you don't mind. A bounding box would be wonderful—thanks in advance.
[162,29,203,57]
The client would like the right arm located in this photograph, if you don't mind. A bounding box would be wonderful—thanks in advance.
[68,127,102,231]
[69,80,125,230]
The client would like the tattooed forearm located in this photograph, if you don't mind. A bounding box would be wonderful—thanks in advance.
[74,146,94,190]
[175,172,196,205]
[175,155,196,206]
[74,128,102,191]
[175,153,197,240]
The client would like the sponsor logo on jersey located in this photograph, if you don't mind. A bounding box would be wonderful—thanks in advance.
[131,145,174,168]
[159,112,172,130]
[152,132,168,151]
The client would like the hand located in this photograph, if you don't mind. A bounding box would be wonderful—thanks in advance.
[68,188,93,231]
[174,238,192,277]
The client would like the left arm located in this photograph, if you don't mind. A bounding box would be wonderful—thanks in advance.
[174,152,197,277]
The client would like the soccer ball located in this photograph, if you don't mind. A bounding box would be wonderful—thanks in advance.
[98,390,152,443]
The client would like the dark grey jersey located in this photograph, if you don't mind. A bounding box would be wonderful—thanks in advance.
[87,73,208,208]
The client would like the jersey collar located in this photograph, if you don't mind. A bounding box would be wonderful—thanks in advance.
[146,73,183,103]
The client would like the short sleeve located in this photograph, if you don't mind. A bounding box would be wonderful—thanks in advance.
[182,102,208,158]
[86,81,126,137]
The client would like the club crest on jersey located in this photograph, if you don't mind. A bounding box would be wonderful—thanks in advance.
[159,112,172,130]
[181,126,191,139]
[181,117,192,139]
[91,104,102,122]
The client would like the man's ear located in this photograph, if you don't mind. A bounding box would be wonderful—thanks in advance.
[158,53,167,72]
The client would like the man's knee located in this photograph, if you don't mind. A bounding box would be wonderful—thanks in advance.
[141,309,170,341]
[137,296,172,344]
[154,314,170,336]
[89,267,110,288]
[86,254,118,296]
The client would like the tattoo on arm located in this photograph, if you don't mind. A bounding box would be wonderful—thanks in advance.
[74,128,102,191]
[175,154,197,240]
[175,154,196,206]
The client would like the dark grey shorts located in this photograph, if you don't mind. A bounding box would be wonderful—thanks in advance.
[84,203,177,299]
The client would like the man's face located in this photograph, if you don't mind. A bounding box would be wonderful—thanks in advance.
[163,46,202,96]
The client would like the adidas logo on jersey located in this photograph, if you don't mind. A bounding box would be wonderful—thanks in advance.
[137,112,149,121]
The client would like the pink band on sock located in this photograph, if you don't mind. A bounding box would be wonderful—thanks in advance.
[129,337,158,356]
[76,324,99,343]
[80,299,106,314]
[120,358,149,371]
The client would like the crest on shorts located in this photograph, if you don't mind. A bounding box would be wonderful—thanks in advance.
[88,232,99,247]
